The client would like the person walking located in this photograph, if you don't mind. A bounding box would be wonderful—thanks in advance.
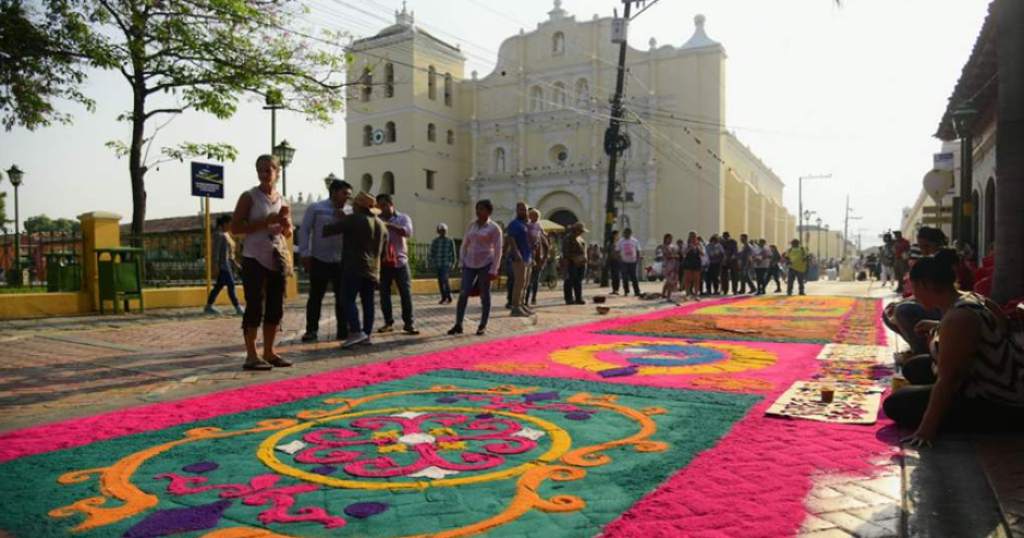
[449,200,503,336]
[737,234,757,294]
[768,244,783,293]
[429,223,457,304]
[562,223,587,305]
[204,215,244,316]
[506,202,534,317]
[230,154,292,371]
[298,179,352,342]
[606,230,622,295]
[753,239,771,295]
[720,232,738,295]
[376,194,418,335]
[616,228,641,297]
[879,233,896,287]
[323,192,388,348]
[526,208,549,306]
[661,234,679,301]
[783,238,810,296]
[705,235,724,295]
[681,231,704,301]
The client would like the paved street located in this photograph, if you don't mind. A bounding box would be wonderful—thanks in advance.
[0,280,1019,537]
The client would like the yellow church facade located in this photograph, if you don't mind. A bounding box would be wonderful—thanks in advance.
[344,2,795,247]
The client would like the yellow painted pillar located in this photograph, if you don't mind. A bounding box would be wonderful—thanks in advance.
[78,211,122,311]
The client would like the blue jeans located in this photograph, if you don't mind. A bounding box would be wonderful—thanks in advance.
[380,264,414,328]
[455,265,492,329]
[206,268,240,308]
[437,267,452,301]
[343,274,377,336]
[884,300,941,354]
[619,262,640,295]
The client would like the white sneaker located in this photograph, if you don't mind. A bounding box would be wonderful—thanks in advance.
[342,332,368,349]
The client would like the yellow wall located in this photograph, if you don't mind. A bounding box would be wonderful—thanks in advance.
[0,292,91,319]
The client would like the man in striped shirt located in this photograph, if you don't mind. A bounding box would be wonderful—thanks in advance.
[429,223,457,304]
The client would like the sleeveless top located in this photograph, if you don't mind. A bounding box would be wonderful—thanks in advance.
[935,293,1024,406]
[242,186,286,272]
[682,244,702,270]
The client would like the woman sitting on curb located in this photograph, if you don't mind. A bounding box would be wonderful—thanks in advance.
[883,249,1024,446]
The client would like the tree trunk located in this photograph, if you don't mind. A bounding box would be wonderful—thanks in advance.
[992,0,1024,303]
[127,17,148,247]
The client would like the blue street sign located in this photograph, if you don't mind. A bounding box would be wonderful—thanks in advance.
[191,162,224,198]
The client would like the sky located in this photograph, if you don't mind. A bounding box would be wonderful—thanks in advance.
[3,0,990,249]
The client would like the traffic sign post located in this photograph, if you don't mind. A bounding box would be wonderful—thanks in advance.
[191,162,225,297]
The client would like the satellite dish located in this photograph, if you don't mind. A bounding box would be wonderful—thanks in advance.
[922,169,954,202]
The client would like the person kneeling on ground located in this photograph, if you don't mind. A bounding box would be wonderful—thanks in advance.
[883,249,1024,446]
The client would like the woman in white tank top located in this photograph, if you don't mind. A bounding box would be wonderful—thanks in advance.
[230,154,293,371]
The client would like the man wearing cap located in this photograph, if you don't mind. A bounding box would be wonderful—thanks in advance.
[323,192,388,348]
[429,223,457,304]
[376,194,419,335]
[298,179,352,342]
[562,222,588,305]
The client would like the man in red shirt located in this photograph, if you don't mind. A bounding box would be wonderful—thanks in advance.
[892,231,911,293]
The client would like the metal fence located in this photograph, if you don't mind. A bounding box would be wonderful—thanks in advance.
[0,230,84,291]
[122,232,208,288]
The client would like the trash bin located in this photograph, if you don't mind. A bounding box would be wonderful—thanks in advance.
[96,247,145,314]
[45,252,82,292]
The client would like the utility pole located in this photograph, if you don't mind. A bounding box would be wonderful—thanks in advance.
[843,195,862,260]
[600,0,637,287]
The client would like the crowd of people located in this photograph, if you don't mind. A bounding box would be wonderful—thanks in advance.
[207,154,831,370]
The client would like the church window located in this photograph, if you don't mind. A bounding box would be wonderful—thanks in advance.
[575,78,589,106]
[549,144,568,164]
[382,171,395,194]
[385,63,394,98]
[361,173,373,192]
[385,121,396,143]
[494,147,506,173]
[363,125,372,147]
[428,66,437,100]
[427,123,436,142]
[425,169,436,190]
[553,31,565,55]
[444,73,453,106]
[529,86,543,112]
[361,67,372,101]
[446,129,454,145]
[553,82,567,108]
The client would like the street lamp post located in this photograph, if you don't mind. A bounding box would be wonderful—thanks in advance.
[323,172,341,192]
[273,140,296,198]
[815,217,822,259]
[824,224,830,259]
[951,103,977,245]
[798,173,831,249]
[802,209,815,246]
[5,165,24,286]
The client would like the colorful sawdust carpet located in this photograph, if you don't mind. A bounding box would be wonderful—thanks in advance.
[0,295,897,537]
[0,371,756,537]
[766,380,883,425]
[603,295,883,345]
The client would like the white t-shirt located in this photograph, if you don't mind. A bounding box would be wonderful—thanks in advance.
[616,237,641,263]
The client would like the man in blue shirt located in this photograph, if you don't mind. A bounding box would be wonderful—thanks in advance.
[506,202,533,317]
[298,179,352,342]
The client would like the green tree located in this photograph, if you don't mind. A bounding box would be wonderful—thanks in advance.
[0,0,104,130]
[23,214,54,234]
[18,0,351,240]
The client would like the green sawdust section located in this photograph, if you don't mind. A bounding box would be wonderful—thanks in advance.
[0,370,760,537]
